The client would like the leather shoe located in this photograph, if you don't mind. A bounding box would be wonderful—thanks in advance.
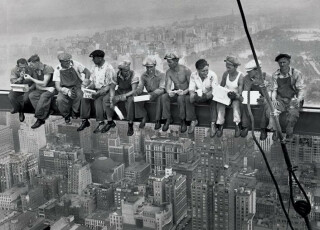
[101,121,116,133]
[154,120,161,130]
[216,125,224,138]
[31,119,45,129]
[65,116,71,124]
[210,122,217,137]
[19,112,25,122]
[162,119,170,132]
[77,119,90,132]
[240,127,249,138]
[93,122,105,134]
[260,129,267,141]
[188,120,198,134]
[139,116,148,129]
[127,124,134,136]
[180,120,187,133]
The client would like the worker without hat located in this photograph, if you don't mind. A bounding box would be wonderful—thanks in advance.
[142,56,157,66]
[89,50,105,58]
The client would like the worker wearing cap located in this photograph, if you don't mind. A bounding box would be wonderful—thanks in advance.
[53,52,91,124]
[163,52,192,132]
[24,54,56,129]
[103,60,138,136]
[135,56,166,130]
[77,50,116,133]
[241,59,271,139]
[268,54,305,141]
[8,58,36,122]
[187,59,219,135]
[216,56,244,138]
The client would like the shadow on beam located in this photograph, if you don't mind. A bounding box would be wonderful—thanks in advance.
[1,90,320,136]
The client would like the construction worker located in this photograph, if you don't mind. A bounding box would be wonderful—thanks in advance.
[187,59,219,136]
[216,56,244,138]
[53,53,91,124]
[8,58,35,122]
[25,54,56,129]
[104,60,138,136]
[241,59,271,138]
[77,50,116,133]
[163,52,192,133]
[135,56,167,130]
[268,53,305,141]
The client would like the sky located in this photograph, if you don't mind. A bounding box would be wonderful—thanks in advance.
[0,0,317,37]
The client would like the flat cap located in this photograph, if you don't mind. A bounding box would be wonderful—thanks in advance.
[164,52,179,60]
[245,59,262,72]
[224,56,241,66]
[118,60,131,70]
[143,56,157,66]
[89,50,105,58]
[28,54,40,62]
[57,53,72,61]
[275,53,291,62]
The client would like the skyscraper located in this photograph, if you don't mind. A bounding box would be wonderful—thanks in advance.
[235,187,256,230]
[109,136,135,167]
[19,123,46,156]
[0,125,14,154]
[67,161,92,195]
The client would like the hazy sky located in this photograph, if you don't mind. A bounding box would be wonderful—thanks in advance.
[0,0,317,36]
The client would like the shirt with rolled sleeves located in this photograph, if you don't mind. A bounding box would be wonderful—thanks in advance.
[136,69,165,95]
[188,70,219,94]
[10,66,35,86]
[113,70,139,94]
[90,62,116,90]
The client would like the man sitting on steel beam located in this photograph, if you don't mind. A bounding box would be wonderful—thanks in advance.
[163,52,192,133]
[53,53,91,124]
[267,53,305,141]
[134,56,168,130]
[24,54,56,129]
[8,58,36,122]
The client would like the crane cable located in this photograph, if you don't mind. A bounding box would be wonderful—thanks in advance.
[235,0,312,229]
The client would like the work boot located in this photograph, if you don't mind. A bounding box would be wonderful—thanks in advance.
[19,112,25,122]
[65,116,71,124]
[93,122,105,134]
[180,120,187,133]
[240,127,249,138]
[272,131,278,141]
[127,123,134,136]
[139,116,148,129]
[101,121,116,133]
[162,119,170,132]
[154,120,161,130]
[260,129,267,141]
[210,122,217,138]
[234,124,241,138]
[216,124,224,138]
[31,119,45,129]
[77,119,90,132]
[188,120,198,134]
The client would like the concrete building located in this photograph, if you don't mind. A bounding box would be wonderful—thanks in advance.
[96,183,114,211]
[0,125,14,154]
[0,186,28,210]
[19,123,46,156]
[124,161,150,185]
[85,210,110,230]
[235,187,256,230]
[67,161,92,195]
[0,153,12,192]
[109,136,135,167]
[21,186,45,212]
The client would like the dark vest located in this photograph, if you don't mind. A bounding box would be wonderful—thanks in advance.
[60,67,82,88]
[277,77,296,99]
[36,65,55,87]
[116,70,134,94]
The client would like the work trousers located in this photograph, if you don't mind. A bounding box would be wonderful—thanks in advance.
[135,93,167,121]
[161,93,185,120]
[187,94,217,122]
[241,102,268,129]
[29,89,57,120]
[104,92,135,121]
[80,93,107,122]
[216,100,241,125]
[56,88,83,118]
[8,91,31,113]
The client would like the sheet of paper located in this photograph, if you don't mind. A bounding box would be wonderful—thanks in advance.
[212,85,231,105]
[242,91,261,105]
[134,95,151,102]
[10,84,29,92]
[83,88,96,99]
[114,106,124,120]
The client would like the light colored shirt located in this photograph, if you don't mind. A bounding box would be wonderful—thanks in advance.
[52,60,85,82]
[271,67,305,101]
[90,62,116,89]
[136,69,165,94]
[189,70,219,94]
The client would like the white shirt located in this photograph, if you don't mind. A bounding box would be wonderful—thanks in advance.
[52,60,85,82]
[189,70,219,94]
[90,62,116,89]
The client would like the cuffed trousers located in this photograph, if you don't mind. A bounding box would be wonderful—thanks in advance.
[29,89,56,120]
[216,100,241,125]
[8,91,31,113]
[56,88,83,118]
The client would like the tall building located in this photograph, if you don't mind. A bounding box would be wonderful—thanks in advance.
[96,183,114,211]
[148,174,166,206]
[124,161,150,185]
[0,186,28,210]
[67,161,92,195]
[0,153,12,192]
[194,127,208,147]
[0,125,14,154]
[35,175,60,200]
[19,123,46,156]
[108,136,135,167]
[145,136,193,174]
[235,187,256,230]
[10,152,28,185]
[6,113,21,152]
[129,127,143,157]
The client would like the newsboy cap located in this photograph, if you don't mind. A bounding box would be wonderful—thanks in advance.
[224,56,241,66]
[275,53,291,62]
[57,53,72,61]
[89,50,105,58]
[143,56,157,66]
[245,59,262,72]
[164,52,179,60]
[28,54,40,62]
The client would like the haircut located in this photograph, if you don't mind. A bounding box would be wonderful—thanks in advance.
[195,59,209,70]
[16,58,28,66]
